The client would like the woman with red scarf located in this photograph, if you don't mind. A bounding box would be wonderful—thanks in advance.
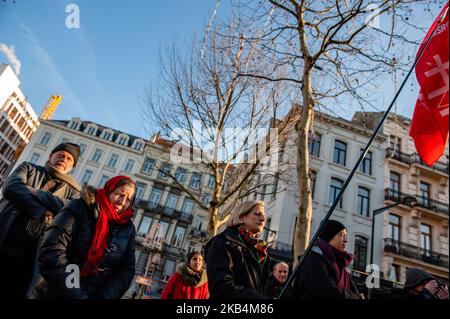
[293,219,362,299]
[204,200,271,299]
[32,176,137,299]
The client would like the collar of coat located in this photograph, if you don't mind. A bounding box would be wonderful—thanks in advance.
[176,263,208,287]
[80,185,100,219]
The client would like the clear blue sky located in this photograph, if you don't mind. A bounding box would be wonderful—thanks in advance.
[0,0,229,138]
[0,0,444,139]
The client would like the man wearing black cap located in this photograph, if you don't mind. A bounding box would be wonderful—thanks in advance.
[0,142,81,299]
[292,219,362,299]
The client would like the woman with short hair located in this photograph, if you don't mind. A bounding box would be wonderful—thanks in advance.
[204,200,271,299]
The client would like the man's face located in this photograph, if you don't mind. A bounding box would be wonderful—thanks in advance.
[273,263,289,284]
[49,150,74,174]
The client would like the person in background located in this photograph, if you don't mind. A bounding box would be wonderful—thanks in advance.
[33,175,136,299]
[264,261,290,298]
[160,251,209,299]
[393,268,449,299]
[205,200,271,299]
[293,219,362,299]
[0,142,81,299]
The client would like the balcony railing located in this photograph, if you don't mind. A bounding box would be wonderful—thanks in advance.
[179,212,194,223]
[385,188,449,216]
[386,148,449,175]
[384,238,449,268]
[190,229,207,239]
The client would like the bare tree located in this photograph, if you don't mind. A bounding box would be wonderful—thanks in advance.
[144,23,295,237]
[213,0,443,263]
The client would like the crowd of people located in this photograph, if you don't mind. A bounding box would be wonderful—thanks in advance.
[0,142,448,300]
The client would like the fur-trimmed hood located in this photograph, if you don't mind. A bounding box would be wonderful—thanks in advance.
[176,262,208,288]
[80,185,100,218]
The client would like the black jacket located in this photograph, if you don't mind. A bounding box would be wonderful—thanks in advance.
[0,162,80,259]
[33,186,136,299]
[293,245,361,299]
[204,226,271,299]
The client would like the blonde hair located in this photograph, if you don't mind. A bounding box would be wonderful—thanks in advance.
[226,200,265,228]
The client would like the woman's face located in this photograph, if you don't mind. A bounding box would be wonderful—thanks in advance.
[328,229,348,252]
[108,184,135,213]
[239,205,266,235]
[189,254,203,272]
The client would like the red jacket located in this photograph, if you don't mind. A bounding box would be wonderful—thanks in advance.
[160,272,209,299]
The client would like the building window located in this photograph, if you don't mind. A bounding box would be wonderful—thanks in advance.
[98,175,109,188]
[162,259,176,281]
[86,126,97,136]
[117,135,128,146]
[171,226,186,247]
[419,181,431,208]
[39,132,52,146]
[165,193,179,214]
[69,121,79,130]
[308,133,321,158]
[189,173,202,189]
[134,141,143,151]
[124,159,135,173]
[142,158,154,174]
[359,150,372,175]
[158,221,170,241]
[135,182,146,202]
[79,143,87,158]
[194,216,205,231]
[389,264,401,282]
[91,149,103,163]
[180,198,194,216]
[357,187,370,217]
[329,177,343,208]
[175,168,187,184]
[207,175,215,188]
[420,224,432,256]
[310,170,317,199]
[148,187,163,209]
[137,216,153,237]
[60,137,70,144]
[29,153,41,164]
[157,163,172,180]
[107,154,119,168]
[388,214,401,241]
[81,170,93,185]
[102,131,112,141]
[389,135,402,153]
[353,236,368,271]
[201,194,211,207]
[333,140,347,166]
[389,171,401,198]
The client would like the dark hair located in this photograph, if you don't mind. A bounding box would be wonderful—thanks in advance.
[186,251,202,263]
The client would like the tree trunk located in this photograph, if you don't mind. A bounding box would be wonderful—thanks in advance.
[293,68,314,267]
[207,203,219,238]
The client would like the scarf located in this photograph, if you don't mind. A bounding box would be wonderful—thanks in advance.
[25,162,81,238]
[316,238,353,289]
[80,176,135,277]
[177,263,208,287]
[237,225,268,267]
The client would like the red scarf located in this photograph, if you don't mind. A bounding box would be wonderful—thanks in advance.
[81,176,136,277]
[237,225,268,267]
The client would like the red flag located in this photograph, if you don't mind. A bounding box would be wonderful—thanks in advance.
[409,2,449,166]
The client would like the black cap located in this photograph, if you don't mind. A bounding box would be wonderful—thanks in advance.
[51,142,81,167]
[404,268,435,289]
[319,219,346,242]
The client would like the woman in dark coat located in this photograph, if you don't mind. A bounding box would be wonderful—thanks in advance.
[32,175,137,299]
[204,200,271,299]
[160,251,209,299]
[293,219,362,299]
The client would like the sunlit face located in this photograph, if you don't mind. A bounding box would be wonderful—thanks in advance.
[239,205,266,234]
[328,229,348,252]
[108,184,135,213]
[49,151,74,174]
[273,263,289,284]
[189,254,203,273]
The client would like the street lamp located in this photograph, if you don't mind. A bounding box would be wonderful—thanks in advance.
[368,195,416,299]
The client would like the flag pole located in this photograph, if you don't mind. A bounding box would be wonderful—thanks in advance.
[278,5,448,299]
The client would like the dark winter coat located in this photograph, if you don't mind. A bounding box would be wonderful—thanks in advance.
[293,244,361,299]
[0,162,80,260]
[264,275,285,299]
[32,186,136,299]
[204,226,271,299]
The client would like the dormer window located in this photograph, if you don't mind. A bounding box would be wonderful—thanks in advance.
[68,118,81,130]
[85,124,98,136]
[116,134,129,146]
[132,139,145,151]
[102,129,113,141]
